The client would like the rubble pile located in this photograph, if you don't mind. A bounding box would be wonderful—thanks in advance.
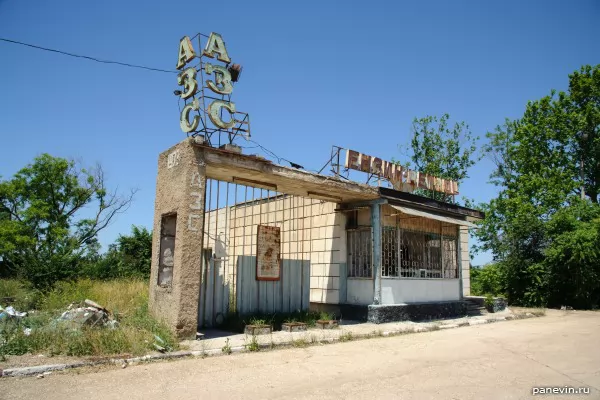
[0,305,28,321]
[57,299,119,329]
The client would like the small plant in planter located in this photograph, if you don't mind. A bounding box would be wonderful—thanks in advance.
[484,294,496,313]
[316,311,338,329]
[282,317,308,332]
[244,317,272,335]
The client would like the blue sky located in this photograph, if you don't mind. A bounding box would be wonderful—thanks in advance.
[1,0,599,265]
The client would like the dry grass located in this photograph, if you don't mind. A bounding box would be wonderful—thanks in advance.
[0,279,177,360]
[39,279,148,316]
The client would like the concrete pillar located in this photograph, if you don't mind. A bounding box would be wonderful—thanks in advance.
[149,138,206,339]
[458,226,470,297]
[371,203,381,305]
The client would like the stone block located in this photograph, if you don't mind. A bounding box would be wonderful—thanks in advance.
[244,325,272,335]
[281,322,308,332]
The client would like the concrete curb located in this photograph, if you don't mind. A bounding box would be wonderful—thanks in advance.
[1,312,543,378]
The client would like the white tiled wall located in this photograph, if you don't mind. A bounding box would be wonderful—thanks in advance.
[203,195,346,304]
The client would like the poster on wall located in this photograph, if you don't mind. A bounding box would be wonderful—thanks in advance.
[256,225,281,281]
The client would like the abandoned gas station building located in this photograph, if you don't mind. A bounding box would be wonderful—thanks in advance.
[149,139,483,338]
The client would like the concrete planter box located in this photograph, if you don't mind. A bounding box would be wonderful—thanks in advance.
[485,298,507,313]
[244,324,272,335]
[281,322,307,332]
[316,320,338,329]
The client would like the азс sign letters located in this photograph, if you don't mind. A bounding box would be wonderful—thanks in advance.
[175,33,248,139]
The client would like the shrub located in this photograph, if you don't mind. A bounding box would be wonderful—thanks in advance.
[0,279,42,311]
[471,264,505,297]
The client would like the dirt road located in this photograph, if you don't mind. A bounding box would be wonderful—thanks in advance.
[3,310,599,400]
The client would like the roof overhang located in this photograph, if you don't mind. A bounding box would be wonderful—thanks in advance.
[389,205,477,228]
[378,187,484,221]
[198,144,379,203]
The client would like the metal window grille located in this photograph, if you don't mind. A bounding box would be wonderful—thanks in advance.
[347,228,372,277]
[441,236,458,278]
[380,216,459,279]
[382,226,398,277]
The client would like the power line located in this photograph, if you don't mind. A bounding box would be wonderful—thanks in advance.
[0,37,177,74]
[2,38,327,175]
[243,138,311,171]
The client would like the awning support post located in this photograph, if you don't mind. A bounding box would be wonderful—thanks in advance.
[371,203,382,305]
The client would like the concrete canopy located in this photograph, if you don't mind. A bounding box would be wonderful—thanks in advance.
[201,144,380,203]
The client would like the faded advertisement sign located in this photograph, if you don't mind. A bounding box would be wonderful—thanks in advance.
[256,225,281,281]
[344,149,459,195]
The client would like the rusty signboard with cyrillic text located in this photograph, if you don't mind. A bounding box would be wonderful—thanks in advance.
[344,149,459,195]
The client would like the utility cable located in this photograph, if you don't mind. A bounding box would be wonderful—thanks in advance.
[1,38,338,177]
[0,37,177,74]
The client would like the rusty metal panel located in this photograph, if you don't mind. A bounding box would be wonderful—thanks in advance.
[256,225,281,281]
[344,148,460,195]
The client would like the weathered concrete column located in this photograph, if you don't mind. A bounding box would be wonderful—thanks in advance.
[458,226,470,297]
[149,138,206,339]
[371,203,381,305]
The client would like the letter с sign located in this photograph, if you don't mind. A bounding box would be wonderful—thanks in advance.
[176,33,236,133]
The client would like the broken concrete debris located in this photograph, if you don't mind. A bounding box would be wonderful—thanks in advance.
[57,299,118,329]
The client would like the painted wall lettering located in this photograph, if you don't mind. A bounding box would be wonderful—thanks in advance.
[190,172,203,188]
[189,192,203,210]
[187,214,201,231]
[167,149,181,169]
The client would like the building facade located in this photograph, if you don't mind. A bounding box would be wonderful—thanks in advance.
[149,139,482,337]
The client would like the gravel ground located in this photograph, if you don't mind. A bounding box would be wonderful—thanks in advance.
[2,309,598,400]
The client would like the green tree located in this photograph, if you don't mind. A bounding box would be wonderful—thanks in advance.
[0,154,135,288]
[477,65,600,308]
[470,263,505,297]
[399,113,480,203]
[544,202,600,309]
[85,225,152,280]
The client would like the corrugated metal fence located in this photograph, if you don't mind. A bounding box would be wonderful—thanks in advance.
[235,256,310,315]
[199,179,313,327]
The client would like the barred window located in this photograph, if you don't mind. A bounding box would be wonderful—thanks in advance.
[381,218,458,279]
[382,226,398,277]
[347,229,372,278]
